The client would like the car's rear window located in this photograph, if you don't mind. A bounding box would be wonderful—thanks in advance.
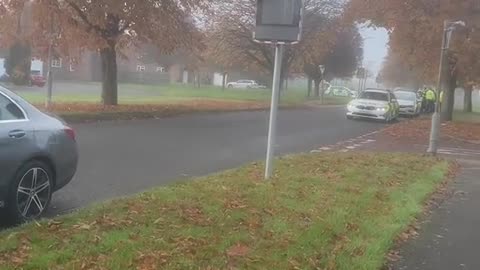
[395,91,416,101]
[359,91,389,101]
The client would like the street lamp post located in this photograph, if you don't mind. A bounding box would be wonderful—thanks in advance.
[427,20,465,155]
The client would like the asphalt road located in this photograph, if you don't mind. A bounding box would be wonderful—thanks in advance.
[45,107,384,216]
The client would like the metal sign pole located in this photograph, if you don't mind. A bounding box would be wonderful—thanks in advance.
[265,44,284,179]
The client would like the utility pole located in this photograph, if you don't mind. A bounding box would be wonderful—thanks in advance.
[45,14,55,108]
[427,20,465,155]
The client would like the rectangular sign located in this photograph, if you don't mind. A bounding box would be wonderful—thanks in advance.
[254,0,303,43]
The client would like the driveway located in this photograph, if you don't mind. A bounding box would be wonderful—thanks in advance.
[46,107,385,216]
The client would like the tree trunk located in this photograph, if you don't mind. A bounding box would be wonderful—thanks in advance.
[320,80,326,104]
[314,79,320,97]
[464,85,473,113]
[440,73,456,122]
[100,44,118,106]
[307,77,312,97]
[222,72,227,91]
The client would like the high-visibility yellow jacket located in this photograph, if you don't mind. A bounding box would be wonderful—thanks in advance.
[425,89,436,101]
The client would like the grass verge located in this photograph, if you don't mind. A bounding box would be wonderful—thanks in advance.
[31,98,349,123]
[454,111,480,123]
[0,153,449,270]
[17,85,310,105]
[38,100,276,123]
[383,117,480,143]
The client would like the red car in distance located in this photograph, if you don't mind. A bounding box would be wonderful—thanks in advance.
[30,70,46,87]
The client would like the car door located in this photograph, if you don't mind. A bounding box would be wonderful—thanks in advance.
[0,92,34,196]
[238,80,248,88]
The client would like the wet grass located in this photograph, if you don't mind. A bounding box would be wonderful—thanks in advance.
[0,153,448,270]
[17,84,349,107]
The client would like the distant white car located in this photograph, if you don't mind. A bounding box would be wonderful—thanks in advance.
[226,80,266,89]
[326,86,357,97]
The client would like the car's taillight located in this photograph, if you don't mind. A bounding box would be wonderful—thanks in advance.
[64,127,76,141]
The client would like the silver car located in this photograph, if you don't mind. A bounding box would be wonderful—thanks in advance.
[394,89,422,116]
[0,87,78,223]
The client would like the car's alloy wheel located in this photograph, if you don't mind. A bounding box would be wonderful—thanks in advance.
[16,168,51,219]
[8,161,53,223]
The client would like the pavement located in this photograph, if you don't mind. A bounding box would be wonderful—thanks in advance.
[310,127,480,270]
[46,107,385,216]
[392,158,480,270]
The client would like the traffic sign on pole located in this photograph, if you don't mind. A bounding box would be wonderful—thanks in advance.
[254,0,304,179]
[254,0,303,44]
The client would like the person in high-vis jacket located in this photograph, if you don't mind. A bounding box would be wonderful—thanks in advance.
[419,88,428,113]
[425,88,436,113]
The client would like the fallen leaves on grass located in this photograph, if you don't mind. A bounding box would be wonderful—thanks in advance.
[180,206,212,226]
[0,236,31,267]
[0,153,450,270]
[34,100,273,122]
[226,243,250,257]
[135,251,171,270]
[224,198,248,210]
[383,118,480,143]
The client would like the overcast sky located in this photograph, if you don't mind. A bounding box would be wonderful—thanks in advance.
[360,27,389,76]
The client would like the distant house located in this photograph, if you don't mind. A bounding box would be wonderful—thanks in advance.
[43,48,191,85]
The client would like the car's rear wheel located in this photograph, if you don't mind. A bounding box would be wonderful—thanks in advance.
[7,161,53,223]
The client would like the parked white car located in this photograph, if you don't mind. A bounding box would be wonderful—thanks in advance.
[346,89,400,123]
[226,80,266,89]
[325,86,357,97]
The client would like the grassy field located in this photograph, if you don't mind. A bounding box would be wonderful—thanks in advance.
[16,84,350,122]
[454,111,480,123]
[17,84,349,106]
[0,153,449,270]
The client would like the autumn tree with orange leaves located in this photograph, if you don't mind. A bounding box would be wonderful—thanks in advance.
[298,22,362,97]
[377,50,422,89]
[207,0,362,95]
[0,0,211,105]
[348,0,480,118]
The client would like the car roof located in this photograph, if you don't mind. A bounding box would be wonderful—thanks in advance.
[363,88,389,94]
[394,89,416,94]
[394,88,415,92]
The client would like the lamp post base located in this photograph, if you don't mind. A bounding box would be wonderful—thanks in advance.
[427,112,441,155]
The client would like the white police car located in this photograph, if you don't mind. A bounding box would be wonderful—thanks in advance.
[346,89,399,123]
